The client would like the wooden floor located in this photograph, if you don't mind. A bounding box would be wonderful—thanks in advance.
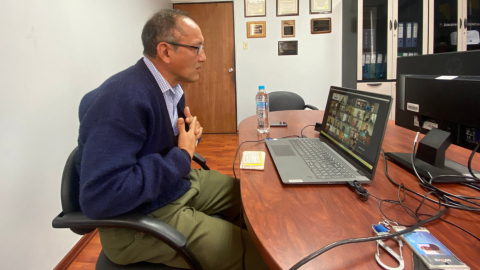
[66,133,239,270]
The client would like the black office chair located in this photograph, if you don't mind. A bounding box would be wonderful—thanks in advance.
[268,91,319,112]
[52,148,210,270]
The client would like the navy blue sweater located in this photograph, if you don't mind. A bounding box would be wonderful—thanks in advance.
[76,59,192,219]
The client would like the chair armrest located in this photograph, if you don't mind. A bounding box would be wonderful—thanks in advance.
[52,212,203,270]
[193,152,210,170]
[305,104,319,110]
[52,212,186,247]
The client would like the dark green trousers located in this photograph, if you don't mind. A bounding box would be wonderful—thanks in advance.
[99,169,269,270]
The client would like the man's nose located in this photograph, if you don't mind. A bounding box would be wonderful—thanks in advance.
[199,49,206,62]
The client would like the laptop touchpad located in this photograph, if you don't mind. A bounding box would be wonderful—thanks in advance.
[271,145,296,156]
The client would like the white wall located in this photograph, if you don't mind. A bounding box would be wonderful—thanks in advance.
[234,0,343,124]
[0,1,171,269]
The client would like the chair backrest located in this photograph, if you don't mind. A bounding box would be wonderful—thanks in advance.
[61,147,95,235]
[61,147,81,214]
[268,91,306,112]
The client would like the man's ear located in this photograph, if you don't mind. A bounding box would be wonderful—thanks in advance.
[156,43,171,64]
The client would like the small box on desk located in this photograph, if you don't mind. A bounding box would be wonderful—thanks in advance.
[240,151,266,170]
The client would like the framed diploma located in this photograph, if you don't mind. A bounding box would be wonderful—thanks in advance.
[276,0,299,16]
[245,0,266,17]
[278,41,298,55]
[311,18,331,34]
[281,20,295,38]
[310,0,332,14]
[247,21,266,38]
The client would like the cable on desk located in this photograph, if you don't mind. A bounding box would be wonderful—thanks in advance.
[288,201,448,270]
[348,180,371,201]
[417,213,480,242]
[300,125,316,138]
[231,139,264,270]
[382,147,480,212]
[351,179,443,227]
[232,134,299,270]
[292,157,446,269]
[232,135,301,179]
[410,131,480,210]
[462,182,480,192]
[376,189,441,227]
[346,133,480,227]
[289,131,480,269]
[233,139,264,180]
[468,142,480,180]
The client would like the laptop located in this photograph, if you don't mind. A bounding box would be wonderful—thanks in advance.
[265,86,392,184]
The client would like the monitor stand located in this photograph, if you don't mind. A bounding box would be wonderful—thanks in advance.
[385,129,479,183]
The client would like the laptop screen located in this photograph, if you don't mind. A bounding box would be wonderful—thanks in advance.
[320,86,392,176]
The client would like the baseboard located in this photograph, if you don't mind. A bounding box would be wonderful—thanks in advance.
[54,229,98,270]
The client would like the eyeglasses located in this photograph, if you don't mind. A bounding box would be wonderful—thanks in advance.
[166,42,204,55]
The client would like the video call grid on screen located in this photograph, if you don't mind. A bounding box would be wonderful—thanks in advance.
[325,93,379,150]
[322,89,391,170]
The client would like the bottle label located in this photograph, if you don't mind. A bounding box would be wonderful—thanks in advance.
[256,101,266,110]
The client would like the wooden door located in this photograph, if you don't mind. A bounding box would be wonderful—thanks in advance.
[174,2,237,133]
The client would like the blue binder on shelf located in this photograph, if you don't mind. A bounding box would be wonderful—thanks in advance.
[369,53,376,79]
[382,56,387,78]
[412,22,418,47]
[375,54,383,79]
[398,22,404,48]
[406,22,412,47]
[363,53,370,79]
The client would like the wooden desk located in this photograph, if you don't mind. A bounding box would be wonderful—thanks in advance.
[238,110,480,270]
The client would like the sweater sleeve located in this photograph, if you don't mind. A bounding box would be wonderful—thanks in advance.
[77,86,191,219]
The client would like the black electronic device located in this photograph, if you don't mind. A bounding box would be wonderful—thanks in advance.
[270,121,288,127]
[386,51,480,183]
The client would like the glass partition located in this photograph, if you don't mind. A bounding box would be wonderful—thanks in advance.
[397,0,424,57]
[433,0,459,53]
[362,0,389,80]
[466,0,480,51]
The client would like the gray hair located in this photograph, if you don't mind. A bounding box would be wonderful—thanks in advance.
[141,9,191,58]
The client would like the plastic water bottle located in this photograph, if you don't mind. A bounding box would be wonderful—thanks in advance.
[256,85,270,133]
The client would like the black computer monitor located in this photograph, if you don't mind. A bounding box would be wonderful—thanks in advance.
[386,51,480,183]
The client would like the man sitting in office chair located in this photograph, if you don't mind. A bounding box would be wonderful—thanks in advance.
[76,9,268,270]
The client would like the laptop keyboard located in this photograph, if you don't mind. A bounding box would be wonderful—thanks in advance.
[289,139,355,179]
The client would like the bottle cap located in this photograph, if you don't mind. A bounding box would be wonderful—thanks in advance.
[259,85,265,90]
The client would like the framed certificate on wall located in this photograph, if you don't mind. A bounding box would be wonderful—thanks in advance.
[276,0,299,16]
[310,0,332,14]
[245,0,266,17]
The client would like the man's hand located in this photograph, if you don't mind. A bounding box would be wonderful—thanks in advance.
[184,106,203,144]
[177,116,197,160]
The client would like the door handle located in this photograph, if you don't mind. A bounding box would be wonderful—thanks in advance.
[464,18,467,29]
[394,20,398,30]
[459,18,462,29]
[389,20,392,30]
[228,68,234,73]
[367,83,382,86]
